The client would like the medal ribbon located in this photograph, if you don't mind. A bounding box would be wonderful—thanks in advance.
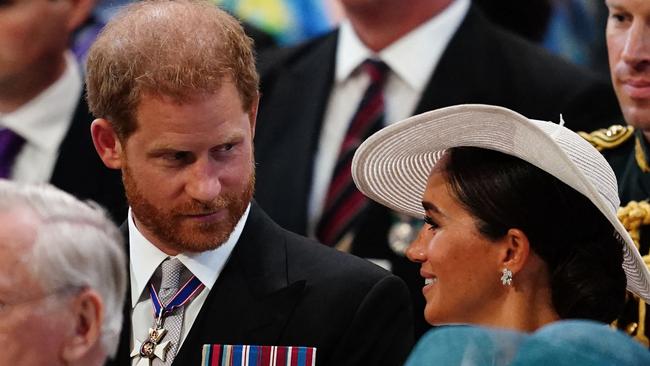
[149,274,205,318]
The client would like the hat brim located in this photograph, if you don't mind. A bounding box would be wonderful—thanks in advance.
[352,104,650,303]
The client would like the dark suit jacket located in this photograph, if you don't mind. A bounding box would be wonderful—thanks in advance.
[50,94,126,222]
[253,5,623,338]
[107,203,414,366]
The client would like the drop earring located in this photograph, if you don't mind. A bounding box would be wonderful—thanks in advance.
[500,268,513,287]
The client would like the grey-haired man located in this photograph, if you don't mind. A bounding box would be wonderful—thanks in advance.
[0,180,126,365]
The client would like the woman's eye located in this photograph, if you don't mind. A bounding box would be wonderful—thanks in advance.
[424,215,439,230]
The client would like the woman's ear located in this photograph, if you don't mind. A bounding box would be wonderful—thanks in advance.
[61,289,104,363]
[500,228,531,274]
[91,119,123,169]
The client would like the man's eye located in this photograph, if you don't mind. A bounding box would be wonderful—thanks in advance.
[609,12,630,24]
[219,144,233,152]
[163,152,190,162]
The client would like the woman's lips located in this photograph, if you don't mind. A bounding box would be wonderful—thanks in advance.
[421,269,438,295]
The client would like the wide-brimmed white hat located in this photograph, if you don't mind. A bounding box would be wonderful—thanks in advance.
[352,104,650,303]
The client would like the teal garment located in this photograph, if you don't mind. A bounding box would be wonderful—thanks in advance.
[405,320,650,366]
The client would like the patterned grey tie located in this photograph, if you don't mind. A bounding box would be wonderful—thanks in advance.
[154,258,186,366]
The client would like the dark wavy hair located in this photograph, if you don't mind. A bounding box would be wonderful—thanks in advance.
[442,147,626,323]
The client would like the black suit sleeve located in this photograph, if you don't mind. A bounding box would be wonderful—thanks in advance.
[329,275,414,366]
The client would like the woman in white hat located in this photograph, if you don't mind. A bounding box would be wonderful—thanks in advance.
[352,104,650,332]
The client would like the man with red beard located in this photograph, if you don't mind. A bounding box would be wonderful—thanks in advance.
[579,0,650,347]
[86,1,413,365]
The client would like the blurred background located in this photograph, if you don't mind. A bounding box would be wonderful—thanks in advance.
[83,0,610,77]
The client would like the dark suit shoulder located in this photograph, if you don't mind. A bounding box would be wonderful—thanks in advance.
[242,204,414,366]
[437,5,621,131]
[279,229,414,366]
[282,227,396,283]
[257,30,337,79]
[468,6,600,84]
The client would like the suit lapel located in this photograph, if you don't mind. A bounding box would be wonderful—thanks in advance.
[414,5,495,115]
[254,33,338,234]
[172,203,306,365]
[105,223,132,366]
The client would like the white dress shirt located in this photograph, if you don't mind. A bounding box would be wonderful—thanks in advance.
[0,52,81,183]
[307,0,470,235]
[129,204,250,365]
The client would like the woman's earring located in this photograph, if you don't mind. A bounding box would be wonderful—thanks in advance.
[500,268,513,287]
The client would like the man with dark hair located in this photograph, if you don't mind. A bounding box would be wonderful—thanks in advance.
[87,1,413,365]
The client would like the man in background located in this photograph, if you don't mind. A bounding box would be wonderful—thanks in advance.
[579,0,650,347]
[254,0,623,338]
[0,180,126,365]
[0,0,125,221]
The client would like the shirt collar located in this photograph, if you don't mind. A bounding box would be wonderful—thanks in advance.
[129,203,250,307]
[0,52,81,152]
[335,0,470,91]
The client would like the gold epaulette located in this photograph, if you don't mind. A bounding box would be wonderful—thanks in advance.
[578,125,634,152]
[617,200,650,346]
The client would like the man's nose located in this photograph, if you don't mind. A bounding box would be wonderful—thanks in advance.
[621,21,650,68]
[185,159,221,203]
[406,225,428,263]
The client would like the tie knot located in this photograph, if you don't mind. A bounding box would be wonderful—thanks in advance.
[362,59,389,85]
[160,258,185,292]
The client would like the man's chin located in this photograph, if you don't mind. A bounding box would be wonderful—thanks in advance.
[171,227,232,252]
[622,107,650,131]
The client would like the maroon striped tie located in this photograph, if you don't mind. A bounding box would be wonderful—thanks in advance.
[0,128,25,179]
[316,59,389,246]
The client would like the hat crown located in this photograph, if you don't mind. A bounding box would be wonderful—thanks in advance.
[352,104,650,303]
[529,120,620,217]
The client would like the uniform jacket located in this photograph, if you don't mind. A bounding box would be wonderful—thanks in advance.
[582,125,650,347]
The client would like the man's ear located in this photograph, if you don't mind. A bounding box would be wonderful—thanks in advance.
[65,0,96,33]
[248,92,260,139]
[61,289,104,363]
[91,118,123,170]
[500,228,531,274]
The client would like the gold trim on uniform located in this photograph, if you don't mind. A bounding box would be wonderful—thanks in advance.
[617,200,650,346]
[578,124,634,151]
[636,136,650,173]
